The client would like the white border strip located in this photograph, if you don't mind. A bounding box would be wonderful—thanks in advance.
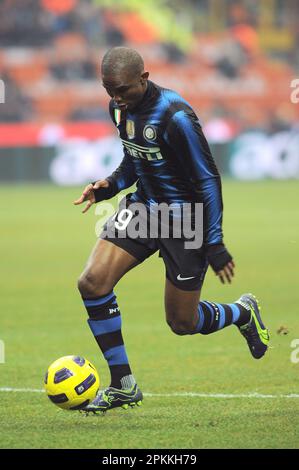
[0,388,298,398]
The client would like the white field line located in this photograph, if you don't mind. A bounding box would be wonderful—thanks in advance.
[0,388,298,399]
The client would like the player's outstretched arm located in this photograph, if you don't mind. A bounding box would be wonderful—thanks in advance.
[73,179,110,214]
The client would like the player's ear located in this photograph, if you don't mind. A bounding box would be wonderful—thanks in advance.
[141,71,149,83]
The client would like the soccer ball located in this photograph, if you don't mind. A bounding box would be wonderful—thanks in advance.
[44,355,100,410]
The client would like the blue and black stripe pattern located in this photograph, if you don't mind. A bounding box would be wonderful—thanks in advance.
[108,80,224,245]
[83,291,132,388]
[194,301,249,334]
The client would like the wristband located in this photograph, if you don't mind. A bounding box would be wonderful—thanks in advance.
[91,177,118,202]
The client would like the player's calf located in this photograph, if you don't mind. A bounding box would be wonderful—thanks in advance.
[166,298,252,337]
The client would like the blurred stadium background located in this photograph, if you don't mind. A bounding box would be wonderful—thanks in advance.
[0,0,298,183]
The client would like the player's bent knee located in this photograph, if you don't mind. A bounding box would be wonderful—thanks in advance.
[77,273,96,297]
[77,271,112,298]
[167,318,197,336]
[170,327,190,336]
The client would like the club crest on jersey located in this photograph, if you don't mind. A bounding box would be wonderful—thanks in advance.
[126,120,135,140]
[143,125,157,142]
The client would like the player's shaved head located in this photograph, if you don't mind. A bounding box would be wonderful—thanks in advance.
[101,47,144,80]
[100,47,149,110]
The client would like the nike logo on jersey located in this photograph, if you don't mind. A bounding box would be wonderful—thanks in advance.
[177,274,196,281]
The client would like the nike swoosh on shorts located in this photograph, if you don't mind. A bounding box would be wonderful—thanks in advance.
[176,274,196,281]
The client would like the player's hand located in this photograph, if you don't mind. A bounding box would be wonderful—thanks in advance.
[73,180,109,213]
[216,260,235,284]
[205,243,234,284]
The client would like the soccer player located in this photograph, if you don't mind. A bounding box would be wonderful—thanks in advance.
[74,47,269,413]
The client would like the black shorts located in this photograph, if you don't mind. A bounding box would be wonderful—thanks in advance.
[100,196,208,291]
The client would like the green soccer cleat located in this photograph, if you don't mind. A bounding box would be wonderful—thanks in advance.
[81,383,143,414]
[236,293,270,359]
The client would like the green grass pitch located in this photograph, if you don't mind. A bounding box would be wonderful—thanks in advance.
[0,180,299,449]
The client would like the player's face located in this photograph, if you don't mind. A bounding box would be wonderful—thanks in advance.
[102,71,149,111]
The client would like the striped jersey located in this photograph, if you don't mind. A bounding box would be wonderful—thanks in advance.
[108,80,223,245]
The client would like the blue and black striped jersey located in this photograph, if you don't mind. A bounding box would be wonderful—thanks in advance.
[108,80,223,246]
